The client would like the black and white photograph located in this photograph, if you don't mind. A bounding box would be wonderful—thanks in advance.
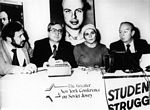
[0,0,150,110]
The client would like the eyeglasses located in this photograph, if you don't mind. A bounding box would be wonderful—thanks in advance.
[84,30,96,37]
[0,17,8,21]
[49,28,63,34]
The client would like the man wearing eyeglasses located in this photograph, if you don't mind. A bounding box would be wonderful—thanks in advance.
[0,11,33,58]
[32,22,77,68]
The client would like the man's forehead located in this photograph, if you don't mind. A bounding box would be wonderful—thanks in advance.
[0,12,8,18]
[15,29,24,34]
[51,24,62,29]
[120,24,132,30]
[62,0,83,9]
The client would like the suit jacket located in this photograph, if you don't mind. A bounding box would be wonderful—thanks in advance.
[110,39,150,55]
[0,40,30,77]
[32,38,77,68]
[109,39,150,70]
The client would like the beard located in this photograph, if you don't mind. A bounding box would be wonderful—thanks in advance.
[11,39,26,48]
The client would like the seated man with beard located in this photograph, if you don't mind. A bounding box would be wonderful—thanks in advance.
[0,21,37,77]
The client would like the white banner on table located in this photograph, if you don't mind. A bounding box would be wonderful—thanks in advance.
[1,68,109,110]
[103,71,150,110]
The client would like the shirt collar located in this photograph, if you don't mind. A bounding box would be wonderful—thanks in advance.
[49,40,59,50]
[124,39,134,47]
[124,39,135,53]
[4,41,15,53]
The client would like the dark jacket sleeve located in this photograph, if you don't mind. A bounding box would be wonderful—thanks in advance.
[110,40,126,53]
[56,41,77,68]
[135,39,150,54]
[31,38,51,67]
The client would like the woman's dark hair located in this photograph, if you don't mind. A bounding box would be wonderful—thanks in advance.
[1,21,24,40]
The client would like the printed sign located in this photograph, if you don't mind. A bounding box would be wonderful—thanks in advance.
[103,71,150,110]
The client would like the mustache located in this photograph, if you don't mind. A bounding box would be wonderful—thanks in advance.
[11,40,26,48]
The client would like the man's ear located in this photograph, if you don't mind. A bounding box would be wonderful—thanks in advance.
[131,30,135,36]
[9,19,11,22]
[6,37,12,42]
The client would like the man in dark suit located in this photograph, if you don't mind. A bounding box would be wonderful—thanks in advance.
[32,22,77,68]
[110,21,150,72]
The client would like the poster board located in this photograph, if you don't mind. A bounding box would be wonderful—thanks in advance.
[0,0,24,31]
[50,0,96,26]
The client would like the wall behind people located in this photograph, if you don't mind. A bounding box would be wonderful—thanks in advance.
[22,0,50,47]
[95,0,150,47]
[7,0,150,48]
[5,0,50,48]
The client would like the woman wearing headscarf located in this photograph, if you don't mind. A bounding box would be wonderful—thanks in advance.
[73,24,108,68]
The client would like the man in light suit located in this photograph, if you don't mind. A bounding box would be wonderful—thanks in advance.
[0,11,33,58]
[0,21,37,77]
[110,21,150,72]
[32,22,77,68]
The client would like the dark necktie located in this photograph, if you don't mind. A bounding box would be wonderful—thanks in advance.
[12,49,19,66]
[23,59,26,67]
[53,45,57,57]
[126,44,131,53]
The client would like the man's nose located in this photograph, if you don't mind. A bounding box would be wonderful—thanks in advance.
[55,31,60,35]
[2,19,5,23]
[120,33,124,37]
[72,11,77,19]
[21,35,26,40]
[88,33,93,38]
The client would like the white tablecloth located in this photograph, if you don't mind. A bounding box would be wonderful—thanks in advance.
[0,68,108,110]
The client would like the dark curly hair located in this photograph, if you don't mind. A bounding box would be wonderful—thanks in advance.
[1,21,24,41]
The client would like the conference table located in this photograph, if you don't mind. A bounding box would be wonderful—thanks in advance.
[0,67,108,110]
[1,54,150,110]
[1,66,150,110]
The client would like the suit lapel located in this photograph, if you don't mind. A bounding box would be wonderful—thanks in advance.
[48,40,53,54]
[0,40,12,64]
[22,47,30,64]
[119,40,126,51]
[133,39,139,52]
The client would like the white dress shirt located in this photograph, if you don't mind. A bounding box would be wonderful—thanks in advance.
[4,41,27,66]
[124,40,136,53]
[49,40,59,52]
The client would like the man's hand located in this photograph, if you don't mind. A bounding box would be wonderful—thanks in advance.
[23,63,37,74]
